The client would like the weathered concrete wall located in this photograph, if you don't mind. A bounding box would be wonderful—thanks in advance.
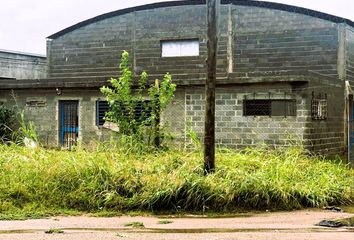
[0,89,112,147]
[9,2,345,154]
[233,6,339,80]
[160,88,186,145]
[346,27,354,84]
[161,82,345,154]
[48,4,339,84]
[47,5,207,83]
[0,50,47,79]
[303,79,346,154]
[181,84,307,148]
[0,79,346,154]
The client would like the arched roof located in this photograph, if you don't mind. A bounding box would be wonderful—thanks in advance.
[48,0,354,39]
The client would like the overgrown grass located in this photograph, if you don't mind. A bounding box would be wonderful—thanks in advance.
[0,144,352,218]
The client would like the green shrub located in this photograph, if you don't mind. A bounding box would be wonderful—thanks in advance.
[100,51,176,151]
[0,105,16,143]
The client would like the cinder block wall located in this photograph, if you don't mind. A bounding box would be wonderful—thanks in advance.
[233,5,339,79]
[0,51,47,80]
[165,84,307,149]
[346,27,354,84]
[48,4,339,84]
[11,2,345,154]
[302,78,346,155]
[0,89,113,147]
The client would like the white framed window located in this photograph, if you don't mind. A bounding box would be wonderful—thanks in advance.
[161,39,199,57]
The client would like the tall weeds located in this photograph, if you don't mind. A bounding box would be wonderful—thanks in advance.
[0,144,352,215]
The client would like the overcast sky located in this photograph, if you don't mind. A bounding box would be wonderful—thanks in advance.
[0,0,353,55]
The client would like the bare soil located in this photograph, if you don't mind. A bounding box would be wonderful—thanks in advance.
[0,209,352,240]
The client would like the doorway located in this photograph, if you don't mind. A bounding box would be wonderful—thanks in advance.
[59,100,79,149]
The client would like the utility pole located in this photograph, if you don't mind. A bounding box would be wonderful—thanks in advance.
[204,0,219,174]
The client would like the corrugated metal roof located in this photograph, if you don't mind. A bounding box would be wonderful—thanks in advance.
[0,49,46,58]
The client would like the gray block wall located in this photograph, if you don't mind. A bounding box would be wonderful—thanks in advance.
[184,84,306,148]
[346,27,354,84]
[48,4,340,84]
[2,2,347,154]
[303,79,346,154]
[234,6,339,79]
[0,50,47,80]
[0,89,113,147]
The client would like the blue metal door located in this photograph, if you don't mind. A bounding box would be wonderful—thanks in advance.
[59,100,79,149]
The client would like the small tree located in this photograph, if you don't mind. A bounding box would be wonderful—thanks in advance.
[100,51,176,149]
[0,104,16,143]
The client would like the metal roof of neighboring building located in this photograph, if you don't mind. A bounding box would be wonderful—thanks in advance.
[48,0,354,39]
[0,49,46,58]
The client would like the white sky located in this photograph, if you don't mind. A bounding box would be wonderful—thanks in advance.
[0,0,353,55]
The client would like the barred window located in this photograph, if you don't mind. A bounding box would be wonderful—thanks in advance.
[243,99,296,117]
[311,94,327,120]
[96,100,152,126]
[96,100,110,126]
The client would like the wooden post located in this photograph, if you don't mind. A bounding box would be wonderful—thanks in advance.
[154,93,160,149]
[154,80,160,149]
[204,0,219,174]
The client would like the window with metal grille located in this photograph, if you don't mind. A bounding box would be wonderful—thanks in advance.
[243,99,296,117]
[133,101,152,123]
[96,100,110,126]
[311,94,327,120]
[96,100,152,126]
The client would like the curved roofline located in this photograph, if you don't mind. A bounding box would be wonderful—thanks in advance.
[48,0,354,39]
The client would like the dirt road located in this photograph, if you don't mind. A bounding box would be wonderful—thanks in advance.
[0,210,352,240]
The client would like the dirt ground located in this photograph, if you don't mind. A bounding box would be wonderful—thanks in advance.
[0,209,352,240]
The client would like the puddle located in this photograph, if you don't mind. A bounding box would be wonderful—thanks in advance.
[156,213,254,219]
[0,227,348,235]
[149,228,290,233]
[146,227,341,234]
[61,227,346,234]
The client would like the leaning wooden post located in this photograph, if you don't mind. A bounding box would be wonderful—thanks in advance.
[204,0,219,174]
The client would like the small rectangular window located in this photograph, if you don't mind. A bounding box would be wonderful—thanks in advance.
[161,39,199,57]
[311,93,327,120]
[244,100,271,116]
[96,100,110,126]
[133,101,152,123]
[311,98,327,120]
[96,100,152,126]
[243,99,296,117]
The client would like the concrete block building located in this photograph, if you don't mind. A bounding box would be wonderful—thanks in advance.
[1,0,354,159]
[0,49,46,80]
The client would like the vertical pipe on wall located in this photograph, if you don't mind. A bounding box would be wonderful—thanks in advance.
[337,24,347,81]
[133,11,137,74]
[227,4,233,74]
